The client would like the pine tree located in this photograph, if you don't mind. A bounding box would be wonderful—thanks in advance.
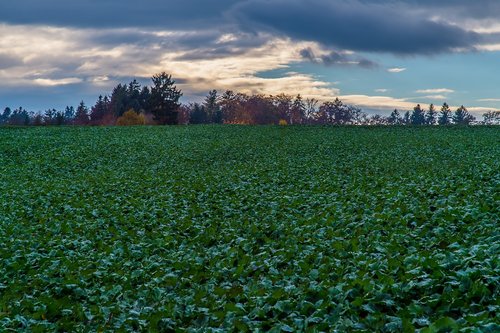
[64,106,75,122]
[425,104,437,125]
[203,90,222,124]
[388,109,402,125]
[453,105,475,125]
[403,111,411,124]
[411,104,426,125]
[150,72,182,125]
[438,103,451,125]
[74,101,89,125]
[291,94,306,125]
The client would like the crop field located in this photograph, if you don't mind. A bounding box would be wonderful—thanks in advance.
[0,125,499,332]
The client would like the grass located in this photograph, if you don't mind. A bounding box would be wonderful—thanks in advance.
[0,125,499,332]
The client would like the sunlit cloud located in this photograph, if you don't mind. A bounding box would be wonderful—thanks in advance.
[387,67,406,73]
[33,78,83,86]
[421,95,448,100]
[0,23,340,103]
[416,88,454,94]
[1,9,500,114]
[340,95,417,111]
[477,98,500,102]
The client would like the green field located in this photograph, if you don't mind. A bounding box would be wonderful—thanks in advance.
[0,126,499,332]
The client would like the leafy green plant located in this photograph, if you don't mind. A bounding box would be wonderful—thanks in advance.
[0,126,498,331]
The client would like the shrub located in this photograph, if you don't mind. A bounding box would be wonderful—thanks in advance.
[117,109,145,126]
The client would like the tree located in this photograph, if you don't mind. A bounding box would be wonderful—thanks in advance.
[425,104,437,125]
[44,108,57,125]
[274,93,293,123]
[0,107,12,124]
[177,104,191,125]
[64,106,75,123]
[90,95,112,125]
[33,113,43,126]
[109,84,128,117]
[203,90,222,124]
[438,103,452,125]
[291,95,306,125]
[244,95,277,125]
[368,114,387,125]
[305,98,318,123]
[150,72,182,125]
[126,79,142,112]
[388,109,402,125]
[453,105,475,125]
[482,111,500,125]
[74,101,89,125]
[348,106,365,125]
[54,110,65,125]
[220,90,238,124]
[9,107,30,125]
[403,111,411,125]
[411,104,426,125]
[318,98,345,124]
[189,103,208,124]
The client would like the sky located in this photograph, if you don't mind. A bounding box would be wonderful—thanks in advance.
[1,0,500,115]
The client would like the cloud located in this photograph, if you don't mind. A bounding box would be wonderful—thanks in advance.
[299,47,378,68]
[33,78,83,86]
[0,23,339,107]
[0,1,237,29]
[387,68,406,73]
[416,88,454,94]
[375,89,389,93]
[421,95,448,100]
[340,94,417,111]
[231,0,480,55]
[1,1,496,56]
[340,94,496,116]
[0,53,23,69]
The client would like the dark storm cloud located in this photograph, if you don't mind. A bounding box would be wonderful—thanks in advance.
[0,0,496,55]
[230,0,480,54]
[0,1,237,28]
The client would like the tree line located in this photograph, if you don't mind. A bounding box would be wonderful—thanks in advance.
[1,73,499,126]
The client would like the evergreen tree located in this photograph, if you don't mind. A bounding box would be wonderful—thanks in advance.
[44,109,57,125]
[139,86,151,113]
[9,107,30,125]
[150,72,182,125]
[453,105,475,125]
[203,90,222,124]
[411,104,426,125]
[90,95,112,125]
[403,111,411,124]
[33,113,43,126]
[54,110,65,125]
[291,95,306,125]
[64,106,75,122]
[438,103,452,125]
[74,101,89,125]
[109,84,128,117]
[0,107,12,124]
[388,109,402,125]
[189,103,208,124]
[425,104,437,125]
